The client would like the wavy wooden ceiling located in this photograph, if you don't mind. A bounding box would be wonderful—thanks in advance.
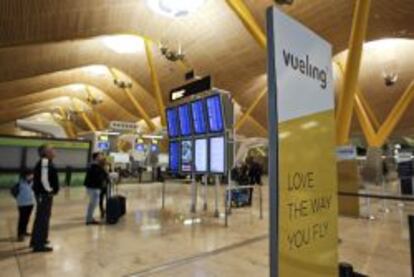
[0,0,413,138]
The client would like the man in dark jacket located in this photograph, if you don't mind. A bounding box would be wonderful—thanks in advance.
[31,144,59,252]
[84,152,109,225]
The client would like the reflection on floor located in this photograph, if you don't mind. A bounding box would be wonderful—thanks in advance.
[0,180,411,277]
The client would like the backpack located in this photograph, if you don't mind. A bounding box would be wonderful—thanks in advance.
[10,183,20,198]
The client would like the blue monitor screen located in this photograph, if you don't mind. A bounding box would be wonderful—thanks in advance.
[151,144,159,153]
[169,142,180,172]
[191,100,207,135]
[97,141,110,150]
[206,95,224,133]
[166,107,179,138]
[178,104,192,137]
[135,143,145,152]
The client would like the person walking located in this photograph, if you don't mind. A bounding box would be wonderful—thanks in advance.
[84,152,109,225]
[15,170,35,242]
[31,144,59,252]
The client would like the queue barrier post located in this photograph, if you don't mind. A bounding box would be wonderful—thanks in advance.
[380,175,390,213]
[161,179,166,210]
[409,215,414,277]
[203,175,208,211]
[190,173,197,213]
[259,185,263,220]
[214,175,220,218]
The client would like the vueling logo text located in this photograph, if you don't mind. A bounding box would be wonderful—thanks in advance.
[282,50,328,89]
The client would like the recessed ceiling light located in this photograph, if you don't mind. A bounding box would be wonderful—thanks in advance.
[68,84,85,92]
[101,35,144,54]
[82,65,108,76]
[147,0,206,18]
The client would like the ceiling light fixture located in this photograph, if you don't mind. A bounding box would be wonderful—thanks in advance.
[68,84,85,92]
[101,35,144,54]
[82,65,108,76]
[147,0,206,18]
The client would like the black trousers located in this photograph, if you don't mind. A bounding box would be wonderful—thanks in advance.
[31,194,53,248]
[99,187,107,217]
[17,205,33,237]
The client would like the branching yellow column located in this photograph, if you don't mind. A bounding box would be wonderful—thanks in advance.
[356,88,380,130]
[353,95,377,146]
[336,0,371,145]
[144,39,166,126]
[235,88,267,130]
[85,85,105,130]
[226,0,266,48]
[107,67,156,132]
[375,81,414,146]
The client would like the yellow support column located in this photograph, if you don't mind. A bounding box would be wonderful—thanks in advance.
[226,0,266,48]
[336,0,371,145]
[72,99,97,132]
[84,86,105,130]
[144,39,166,126]
[56,107,77,138]
[235,88,267,130]
[80,112,97,132]
[353,94,377,146]
[356,88,380,130]
[375,81,414,146]
[107,67,156,132]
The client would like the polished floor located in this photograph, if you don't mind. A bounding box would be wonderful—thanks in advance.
[0,179,412,277]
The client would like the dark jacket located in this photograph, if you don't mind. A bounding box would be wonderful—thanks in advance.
[84,163,109,189]
[33,158,60,195]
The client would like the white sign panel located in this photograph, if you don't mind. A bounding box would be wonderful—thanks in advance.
[195,139,208,172]
[209,137,224,173]
[272,9,334,122]
[336,145,357,161]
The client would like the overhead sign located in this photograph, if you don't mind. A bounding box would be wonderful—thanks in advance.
[109,121,139,131]
[267,7,338,277]
[336,145,357,161]
[169,76,211,102]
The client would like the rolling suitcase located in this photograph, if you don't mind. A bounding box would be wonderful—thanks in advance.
[106,182,127,224]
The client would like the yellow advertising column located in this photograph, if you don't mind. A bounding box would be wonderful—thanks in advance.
[267,7,338,277]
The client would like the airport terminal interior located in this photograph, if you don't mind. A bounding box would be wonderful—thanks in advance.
[1,0,414,276]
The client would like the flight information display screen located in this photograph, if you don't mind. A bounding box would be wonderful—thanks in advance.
[97,141,110,150]
[135,143,145,152]
[194,138,208,172]
[191,100,207,135]
[206,95,224,133]
[151,144,159,153]
[209,136,225,173]
[181,140,193,172]
[169,141,180,172]
[178,104,192,137]
[166,107,180,138]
